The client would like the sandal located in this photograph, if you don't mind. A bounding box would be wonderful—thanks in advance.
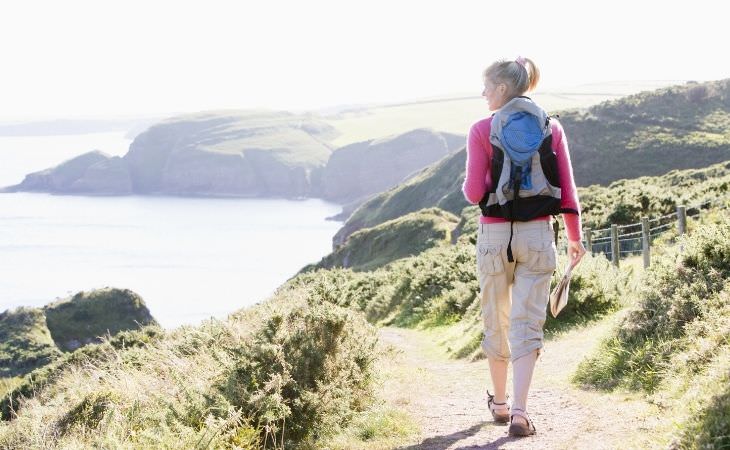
[487,390,510,423]
[508,408,536,436]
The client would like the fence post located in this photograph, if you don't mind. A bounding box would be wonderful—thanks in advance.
[641,217,650,268]
[585,228,592,255]
[611,224,619,267]
[677,205,687,236]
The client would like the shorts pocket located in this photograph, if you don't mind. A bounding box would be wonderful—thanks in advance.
[477,243,505,276]
[527,240,557,273]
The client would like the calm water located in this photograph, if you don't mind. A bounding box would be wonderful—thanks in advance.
[0,133,342,329]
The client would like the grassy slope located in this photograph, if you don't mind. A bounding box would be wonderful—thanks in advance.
[0,283,378,448]
[306,208,458,272]
[333,149,468,246]
[562,79,730,186]
[573,212,730,449]
[0,308,61,378]
[126,110,334,171]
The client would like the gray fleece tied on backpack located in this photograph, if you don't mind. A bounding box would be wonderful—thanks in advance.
[486,96,560,206]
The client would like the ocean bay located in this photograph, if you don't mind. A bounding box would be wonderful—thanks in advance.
[0,192,341,328]
[0,132,342,328]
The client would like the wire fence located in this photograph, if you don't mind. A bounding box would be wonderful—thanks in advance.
[555,196,730,267]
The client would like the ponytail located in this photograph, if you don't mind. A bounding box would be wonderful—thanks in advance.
[483,56,541,98]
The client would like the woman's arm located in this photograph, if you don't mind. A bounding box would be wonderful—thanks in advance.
[462,120,491,204]
[552,120,583,242]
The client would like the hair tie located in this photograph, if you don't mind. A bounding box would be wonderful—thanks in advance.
[515,56,527,68]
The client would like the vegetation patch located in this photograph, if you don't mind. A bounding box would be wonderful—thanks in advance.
[573,218,730,448]
[44,288,158,352]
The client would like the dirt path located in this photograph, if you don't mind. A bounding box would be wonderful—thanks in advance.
[375,318,663,449]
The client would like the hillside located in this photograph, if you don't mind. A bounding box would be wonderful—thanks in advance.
[304,208,458,272]
[0,308,60,378]
[333,149,468,246]
[561,78,730,186]
[3,80,683,204]
[314,128,462,204]
[334,79,730,244]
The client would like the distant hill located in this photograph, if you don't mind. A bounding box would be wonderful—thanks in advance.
[4,81,678,204]
[3,111,464,203]
[562,79,730,186]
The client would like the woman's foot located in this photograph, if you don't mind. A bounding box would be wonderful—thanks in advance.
[508,408,536,436]
[487,390,510,423]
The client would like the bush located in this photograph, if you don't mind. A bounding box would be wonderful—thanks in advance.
[215,301,378,445]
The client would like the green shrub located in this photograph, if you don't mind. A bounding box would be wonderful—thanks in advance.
[215,301,378,445]
[44,288,158,352]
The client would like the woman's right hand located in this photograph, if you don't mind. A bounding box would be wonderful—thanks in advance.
[567,239,586,269]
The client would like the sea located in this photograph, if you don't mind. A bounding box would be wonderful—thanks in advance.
[0,132,342,329]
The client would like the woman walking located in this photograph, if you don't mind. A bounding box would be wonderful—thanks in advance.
[462,56,586,437]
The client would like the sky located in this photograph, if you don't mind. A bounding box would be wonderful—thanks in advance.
[1,0,728,120]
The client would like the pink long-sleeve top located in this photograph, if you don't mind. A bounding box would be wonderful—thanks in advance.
[462,116,583,241]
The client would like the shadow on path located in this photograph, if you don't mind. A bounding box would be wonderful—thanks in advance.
[396,421,529,450]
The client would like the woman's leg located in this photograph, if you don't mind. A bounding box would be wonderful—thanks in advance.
[507,220,556,428]
[476,222,515,409]
[511,348,538,423]
[487,357,509,403]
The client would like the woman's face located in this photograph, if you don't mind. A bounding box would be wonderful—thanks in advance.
[482,77,508,111]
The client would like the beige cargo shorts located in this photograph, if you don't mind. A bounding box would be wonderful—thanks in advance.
[476,219,557,362]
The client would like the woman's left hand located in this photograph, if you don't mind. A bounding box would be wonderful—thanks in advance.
[567,239,586,269]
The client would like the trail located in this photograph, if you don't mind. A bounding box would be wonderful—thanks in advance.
[375,317,662,449]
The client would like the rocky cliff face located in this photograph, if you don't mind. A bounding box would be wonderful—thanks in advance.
[316,128,460,204]
[4,150,132,194]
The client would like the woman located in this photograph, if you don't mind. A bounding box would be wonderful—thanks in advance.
[462,56,586,437]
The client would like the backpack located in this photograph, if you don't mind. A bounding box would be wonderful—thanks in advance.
[478,96,562,262]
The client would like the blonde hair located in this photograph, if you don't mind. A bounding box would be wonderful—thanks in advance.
[483,57,540,99]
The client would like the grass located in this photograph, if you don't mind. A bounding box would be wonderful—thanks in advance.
[0,307,61,378]
[572,213,730,448]
[0,280,381,448]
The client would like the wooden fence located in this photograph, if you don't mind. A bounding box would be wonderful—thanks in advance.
[554,197,728,268]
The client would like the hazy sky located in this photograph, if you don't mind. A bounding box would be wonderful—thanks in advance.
[2,0,727,119]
